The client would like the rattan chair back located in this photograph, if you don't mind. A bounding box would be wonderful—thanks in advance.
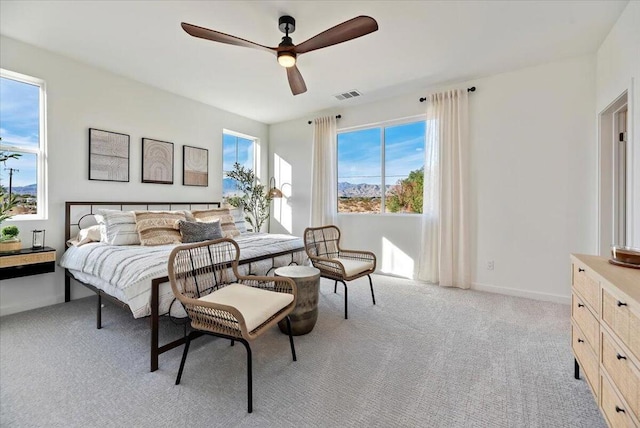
[169,238,238,301]
[304,225,340,259]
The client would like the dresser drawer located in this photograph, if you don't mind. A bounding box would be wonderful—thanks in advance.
[572,324,599,398]
[572,263,600,315]
[602,330,640,421]
[0,251,55,268]
[601,373,639,428]
[603,288,640,363]
[572,293,599,354]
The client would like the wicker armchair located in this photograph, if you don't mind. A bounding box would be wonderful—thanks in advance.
[303,225,376,319]
[167,238,298,413]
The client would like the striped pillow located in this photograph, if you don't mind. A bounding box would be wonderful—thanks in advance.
[134,211,187,246]
[191,207,240,238]
[96,210,140,246]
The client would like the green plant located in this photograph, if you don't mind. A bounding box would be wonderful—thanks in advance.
[386,167,424,213]
[225,163,272,232]
[0,151,21,225]
[1,225,19,242]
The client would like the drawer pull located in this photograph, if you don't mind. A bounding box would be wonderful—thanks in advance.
[577,303,584,308]
[578,268,585,272]
[617,301,628,307]
[616,353,627,360]
[577,338,584,343]
[615,406,626,414]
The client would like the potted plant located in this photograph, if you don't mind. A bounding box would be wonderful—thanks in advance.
[0,225,21,252]
[225,163,273,232]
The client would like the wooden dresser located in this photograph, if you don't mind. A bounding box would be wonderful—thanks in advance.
[571,254,640,428]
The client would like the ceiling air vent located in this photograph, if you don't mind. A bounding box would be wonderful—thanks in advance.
[334,90,362,101]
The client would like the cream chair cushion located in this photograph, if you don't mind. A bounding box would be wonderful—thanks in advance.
[198,283,294,332]
[333,258,374,277]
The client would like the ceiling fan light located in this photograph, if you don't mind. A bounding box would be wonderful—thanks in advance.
[277,51,296,68]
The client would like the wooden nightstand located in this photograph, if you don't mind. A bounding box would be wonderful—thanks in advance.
[0,247,56,280]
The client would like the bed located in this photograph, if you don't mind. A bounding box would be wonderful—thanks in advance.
[61,201,307,372]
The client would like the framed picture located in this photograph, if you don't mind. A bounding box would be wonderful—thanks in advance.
[88,128,130,182]
[142,138,174,184]
[183,145,208,187]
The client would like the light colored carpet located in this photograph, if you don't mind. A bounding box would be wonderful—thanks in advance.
[1,275,604,427]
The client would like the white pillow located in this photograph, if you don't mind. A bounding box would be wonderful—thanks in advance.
[96,209,140,246]
[67,225,103,247]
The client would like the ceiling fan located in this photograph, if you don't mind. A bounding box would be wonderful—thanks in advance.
[181,15,378,96]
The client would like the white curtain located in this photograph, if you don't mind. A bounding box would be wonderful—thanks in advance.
[310,115,338,227]
[417,89,471,288]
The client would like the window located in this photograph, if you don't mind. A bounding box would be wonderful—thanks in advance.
[222,130,256,197]
[337,119,426,214]
[0,70,47,219]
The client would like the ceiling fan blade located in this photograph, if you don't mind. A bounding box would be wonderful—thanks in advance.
[181,22,276,54]
[286,65,307,95]
[294,16,378,55]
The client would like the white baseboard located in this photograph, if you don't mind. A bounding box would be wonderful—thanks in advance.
[471,282,570,305]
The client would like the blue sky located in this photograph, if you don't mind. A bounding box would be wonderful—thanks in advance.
[0,76,39,187]
[222,133,254,172]
[338,121,425,185]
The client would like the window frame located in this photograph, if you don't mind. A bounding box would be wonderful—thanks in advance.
[0,69,48,221]
[222,129,258,197]
[336,114,427,215]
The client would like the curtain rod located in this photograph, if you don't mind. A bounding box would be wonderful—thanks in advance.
[308,114,342,124]
[419,86,476,103]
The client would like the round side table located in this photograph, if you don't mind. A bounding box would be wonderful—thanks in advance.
[275,265,321,335]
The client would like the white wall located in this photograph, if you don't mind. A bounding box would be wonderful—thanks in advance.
[270,55,598,303]
[0,36,269,316]
[596,1,640,247]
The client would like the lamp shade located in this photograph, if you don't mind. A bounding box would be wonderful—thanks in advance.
[268,187,284,199]
[277,51,296,68]
[268,177,283,198]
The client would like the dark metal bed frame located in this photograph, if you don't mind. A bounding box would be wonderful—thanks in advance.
[63,201,304,372]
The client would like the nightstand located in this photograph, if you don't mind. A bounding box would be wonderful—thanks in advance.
[0,247,56,280]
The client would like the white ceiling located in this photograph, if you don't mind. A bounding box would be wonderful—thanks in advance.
[0,0,628,124]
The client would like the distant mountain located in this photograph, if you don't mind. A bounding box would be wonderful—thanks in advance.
[222,179,389,198]
[5,184,37,195]
[338,182,392,198]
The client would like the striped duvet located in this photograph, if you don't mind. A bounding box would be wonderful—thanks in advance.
[60,233,307,318]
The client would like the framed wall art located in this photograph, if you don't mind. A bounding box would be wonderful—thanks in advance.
[88,128,130,182]
[142,138,174,184]
[183,145,208,187]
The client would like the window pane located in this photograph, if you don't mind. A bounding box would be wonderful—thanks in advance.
[222,132,255,198]
[0,152,38,215]
[0,77,40,149]
[223,178,242,196]
[236,137,253,170]
[222,133,236,172]
[384,122,425,213]
[337,128,381,214]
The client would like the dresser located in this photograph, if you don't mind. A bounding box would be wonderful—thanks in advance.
[571,254,640,428]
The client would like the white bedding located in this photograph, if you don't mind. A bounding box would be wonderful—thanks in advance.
[60,233,307,318]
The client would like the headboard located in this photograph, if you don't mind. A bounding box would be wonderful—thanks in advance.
[64,201,222,245]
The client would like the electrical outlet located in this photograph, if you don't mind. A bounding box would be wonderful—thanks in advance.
[487,261,494,270]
